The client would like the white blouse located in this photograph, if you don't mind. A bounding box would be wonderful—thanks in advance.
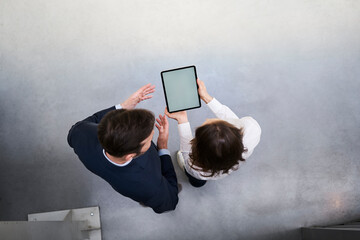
[178,98,261,180]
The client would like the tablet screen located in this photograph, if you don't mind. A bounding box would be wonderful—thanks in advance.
[161,66,201,113]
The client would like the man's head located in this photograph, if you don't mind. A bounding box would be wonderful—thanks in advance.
[98,109,155,158]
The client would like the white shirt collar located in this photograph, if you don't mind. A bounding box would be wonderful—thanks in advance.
[103,149,132,167]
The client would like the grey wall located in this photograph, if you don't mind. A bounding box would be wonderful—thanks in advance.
[1,1,360,240]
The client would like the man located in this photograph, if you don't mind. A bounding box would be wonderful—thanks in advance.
[67,84,179,213]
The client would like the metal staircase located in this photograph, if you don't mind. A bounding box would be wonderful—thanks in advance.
[302,220,360,240]
[0,206,101,240]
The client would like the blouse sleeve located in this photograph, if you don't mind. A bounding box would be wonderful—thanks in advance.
[207,98,239,120]
[177,122,193,152]
[238,116,262,159]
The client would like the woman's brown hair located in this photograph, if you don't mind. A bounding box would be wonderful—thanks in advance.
[189,120,245,177]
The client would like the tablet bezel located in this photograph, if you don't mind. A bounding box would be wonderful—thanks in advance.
[161,65,201,113]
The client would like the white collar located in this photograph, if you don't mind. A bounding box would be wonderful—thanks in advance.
[103,149,132,167]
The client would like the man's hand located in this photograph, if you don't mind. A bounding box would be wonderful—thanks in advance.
[121,84,155,109]
[164,108,188,124]
[197,79,213,104]
[155,114,169,149]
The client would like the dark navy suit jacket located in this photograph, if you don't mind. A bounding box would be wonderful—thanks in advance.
[67,106,179,213]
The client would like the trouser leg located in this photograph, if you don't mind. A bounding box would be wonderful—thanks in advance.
[185,170,207,188]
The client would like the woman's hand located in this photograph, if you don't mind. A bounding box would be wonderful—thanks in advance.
[121,84,155,109]
[155,114,169,149]
[164,108,188,124]
[197,79,213,104]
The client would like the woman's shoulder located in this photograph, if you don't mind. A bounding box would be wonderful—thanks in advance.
[225,117,261,134]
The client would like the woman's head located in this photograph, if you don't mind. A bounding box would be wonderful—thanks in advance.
[190,119,245,177]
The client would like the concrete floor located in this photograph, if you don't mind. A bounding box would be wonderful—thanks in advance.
[1,1,360,239]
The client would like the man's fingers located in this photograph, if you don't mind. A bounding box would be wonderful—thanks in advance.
[156,116,166,128]
[139,83,152,91]
[141,95,153,101]
[136,84,155,97]
[142,89,155,96]
[160,114,168,125]
[145,85,156,91]
[144,90,155,96]
[142,85,155,94]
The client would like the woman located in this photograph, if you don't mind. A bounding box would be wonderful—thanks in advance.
[165,79,261,187]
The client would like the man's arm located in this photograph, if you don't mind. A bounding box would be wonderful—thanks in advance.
[146,114,179,213]
[159,154,178,189]
[67,106,116,148]
[145,153,179,214]
[67,83,156,148]
[80,107,116,124]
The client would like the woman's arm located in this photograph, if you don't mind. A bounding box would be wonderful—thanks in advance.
[164,108,192,152]
[178,122,193,152]
[197,79,239,120]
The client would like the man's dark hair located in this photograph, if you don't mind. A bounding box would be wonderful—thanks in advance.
[189,120,245,177]
[98,109,155,158]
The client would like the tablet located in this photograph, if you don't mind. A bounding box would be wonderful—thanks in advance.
[161,66,201,113]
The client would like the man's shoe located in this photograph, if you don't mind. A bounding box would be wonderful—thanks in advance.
[139,202,147,208]
[176,150,185,172]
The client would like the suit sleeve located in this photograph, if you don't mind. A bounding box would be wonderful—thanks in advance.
[145,154,179,214]
[67,106,116,148]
